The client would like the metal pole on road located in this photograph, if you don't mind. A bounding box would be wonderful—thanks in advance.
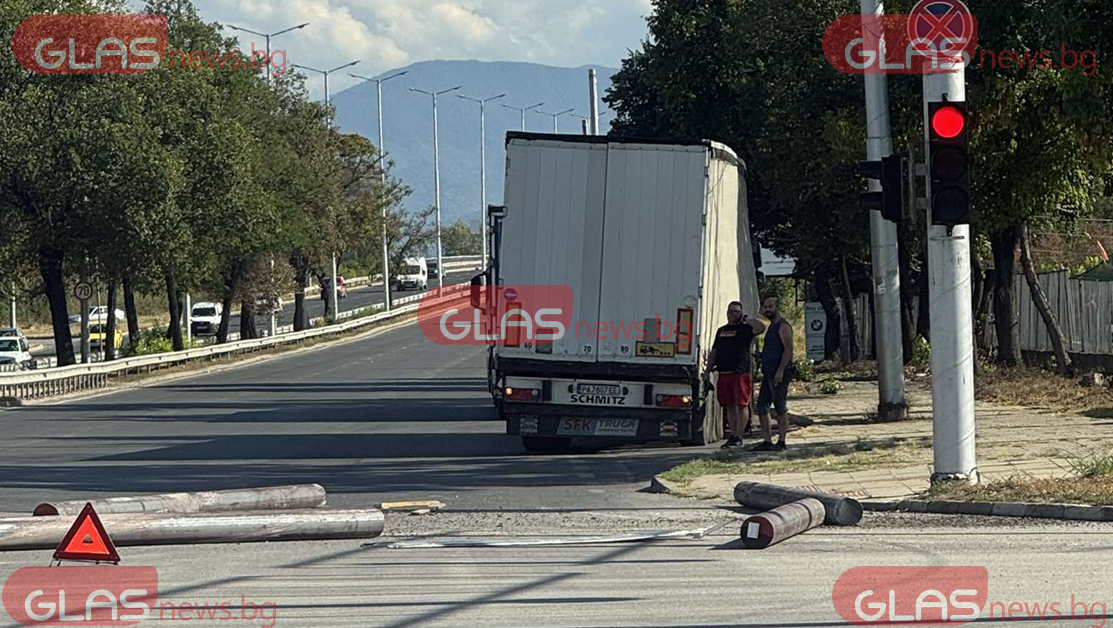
[411,86,461,288]
[925,65,977,484]
[186,292,193,345]
[860,0,907,422]
[8,282,15,328]
[350,70,409,311]
[293,59,360,319]
[458,93,505,271]
[588,68,600,135]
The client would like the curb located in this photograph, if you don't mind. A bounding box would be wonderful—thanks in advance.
[862,499,1113,521]
[645,476,682,494]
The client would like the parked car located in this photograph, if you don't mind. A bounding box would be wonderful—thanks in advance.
[393,257,428,292]
[88,324,123,351]
[68,306,124,324]
[190,302,223,336]
[0,335,32,367]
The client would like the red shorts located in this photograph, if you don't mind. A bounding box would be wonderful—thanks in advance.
[716,371,753,407]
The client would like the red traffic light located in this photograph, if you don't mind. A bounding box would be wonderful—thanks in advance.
[931,105,966,139]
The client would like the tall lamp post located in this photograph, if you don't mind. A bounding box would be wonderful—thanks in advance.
[350,70,409,311]
[410,85,462,289]
[537,108,575,133]
[457,93,505,270]
[292,59,361,321]
[226,22,309,83]
[500,102,544,132]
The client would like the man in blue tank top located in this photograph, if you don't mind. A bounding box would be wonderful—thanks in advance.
[754,297,794,451]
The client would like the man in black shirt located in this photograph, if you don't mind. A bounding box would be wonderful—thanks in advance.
[706,301,766,448]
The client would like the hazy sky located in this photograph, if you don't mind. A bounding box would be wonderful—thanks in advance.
[189,0,649,98]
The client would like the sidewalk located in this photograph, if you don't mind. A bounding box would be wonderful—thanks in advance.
[674,378,1107,502]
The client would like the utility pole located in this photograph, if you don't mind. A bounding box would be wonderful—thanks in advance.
[925,62,977,484]
[8,282,15,328]
[860,0,907,422]
[411,86,462,288]
[227,22,309,84]
[186,292,192,344]
[588,69,600,135]
[458,93,505,271]
[537,108,575,134]
[293,59,361,319]
[501,102,544,132]
[350,70,409,310]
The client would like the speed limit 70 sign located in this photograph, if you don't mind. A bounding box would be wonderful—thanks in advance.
[73,282,93,301]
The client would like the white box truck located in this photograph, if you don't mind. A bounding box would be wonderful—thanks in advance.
[480,133,760,451]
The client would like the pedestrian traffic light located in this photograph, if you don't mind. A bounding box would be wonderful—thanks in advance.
[928,100,970,227]
[858,154,905,223]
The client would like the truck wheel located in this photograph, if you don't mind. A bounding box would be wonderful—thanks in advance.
[683,408,721,446]
[522,436,570,453]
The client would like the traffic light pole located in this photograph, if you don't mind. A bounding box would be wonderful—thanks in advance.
[924,68,978,484]
[860,0,907,422]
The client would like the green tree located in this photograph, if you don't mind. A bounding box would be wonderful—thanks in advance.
[441,220,481,256]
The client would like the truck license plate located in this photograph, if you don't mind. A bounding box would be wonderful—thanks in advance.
[557,418,639,436]
[577,383,622,395]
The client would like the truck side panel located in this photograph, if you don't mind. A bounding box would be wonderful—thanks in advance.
[501,138,608,361]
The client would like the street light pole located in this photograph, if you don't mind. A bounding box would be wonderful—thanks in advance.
[411,86,461,289]
[501,102,544,132]
[458,93,505,270]
[292,59,361,321]
[227,22,308,83]
[350,71,408,311]
[537,108,575,134]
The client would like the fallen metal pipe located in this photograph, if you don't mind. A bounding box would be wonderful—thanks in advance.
[740,498,826,549]
[734,481,863,526]
[386,526,712,549]
[0,508,382,551]
[32,484,327,517]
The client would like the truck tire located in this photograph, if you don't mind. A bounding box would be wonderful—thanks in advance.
[683,406,722,446]
[522,436,571,453]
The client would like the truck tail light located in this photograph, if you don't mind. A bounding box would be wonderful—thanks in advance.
[655,394,691,408]
[505,387,540,401]
[676,308,693,354]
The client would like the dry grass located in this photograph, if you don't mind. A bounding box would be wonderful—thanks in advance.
[659,436,931,484]
[975,366,1113,413]
[927,475,1113,505]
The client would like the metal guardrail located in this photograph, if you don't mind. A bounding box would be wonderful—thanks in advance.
[0,284,473,401]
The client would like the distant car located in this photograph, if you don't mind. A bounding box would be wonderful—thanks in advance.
[255,296,283,314]
[393,257,429,292]
[0,327,25,339]
[190,302,223,336]
[68,306,124,324]
[428,260,440,280]
[0,335,32,366]
[88,323,123,351]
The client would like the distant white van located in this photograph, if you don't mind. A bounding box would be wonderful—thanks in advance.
[394,257,428,292]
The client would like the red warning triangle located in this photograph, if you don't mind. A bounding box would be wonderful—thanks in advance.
[53,502,120,563]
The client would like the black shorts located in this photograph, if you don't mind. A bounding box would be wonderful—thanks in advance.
[756,372,790,416]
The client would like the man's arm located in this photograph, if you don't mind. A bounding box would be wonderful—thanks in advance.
[775,322,794,383]
[744,314,766,335]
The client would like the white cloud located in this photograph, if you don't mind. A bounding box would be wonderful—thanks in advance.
[191,0,647,96]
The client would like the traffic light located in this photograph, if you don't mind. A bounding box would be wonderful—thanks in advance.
[928,100,970,227]
[858,154,905,223]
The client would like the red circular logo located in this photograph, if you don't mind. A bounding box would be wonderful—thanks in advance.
[907,0,974,63]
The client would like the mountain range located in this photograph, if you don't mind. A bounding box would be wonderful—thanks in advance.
[332,60,617,229]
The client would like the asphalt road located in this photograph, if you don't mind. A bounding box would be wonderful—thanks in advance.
[3,317,1111,627]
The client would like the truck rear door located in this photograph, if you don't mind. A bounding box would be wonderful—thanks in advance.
[500,138,608,362]
[595,143,707,366]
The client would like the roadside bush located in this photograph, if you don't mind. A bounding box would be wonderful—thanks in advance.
[820,380,843,395]
[129,328,174,356]
[1070,450,1113,478]
[911,336,931,370]
[793,357,816,382]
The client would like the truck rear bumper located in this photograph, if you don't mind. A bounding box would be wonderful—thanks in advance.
[503,402,696,441]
